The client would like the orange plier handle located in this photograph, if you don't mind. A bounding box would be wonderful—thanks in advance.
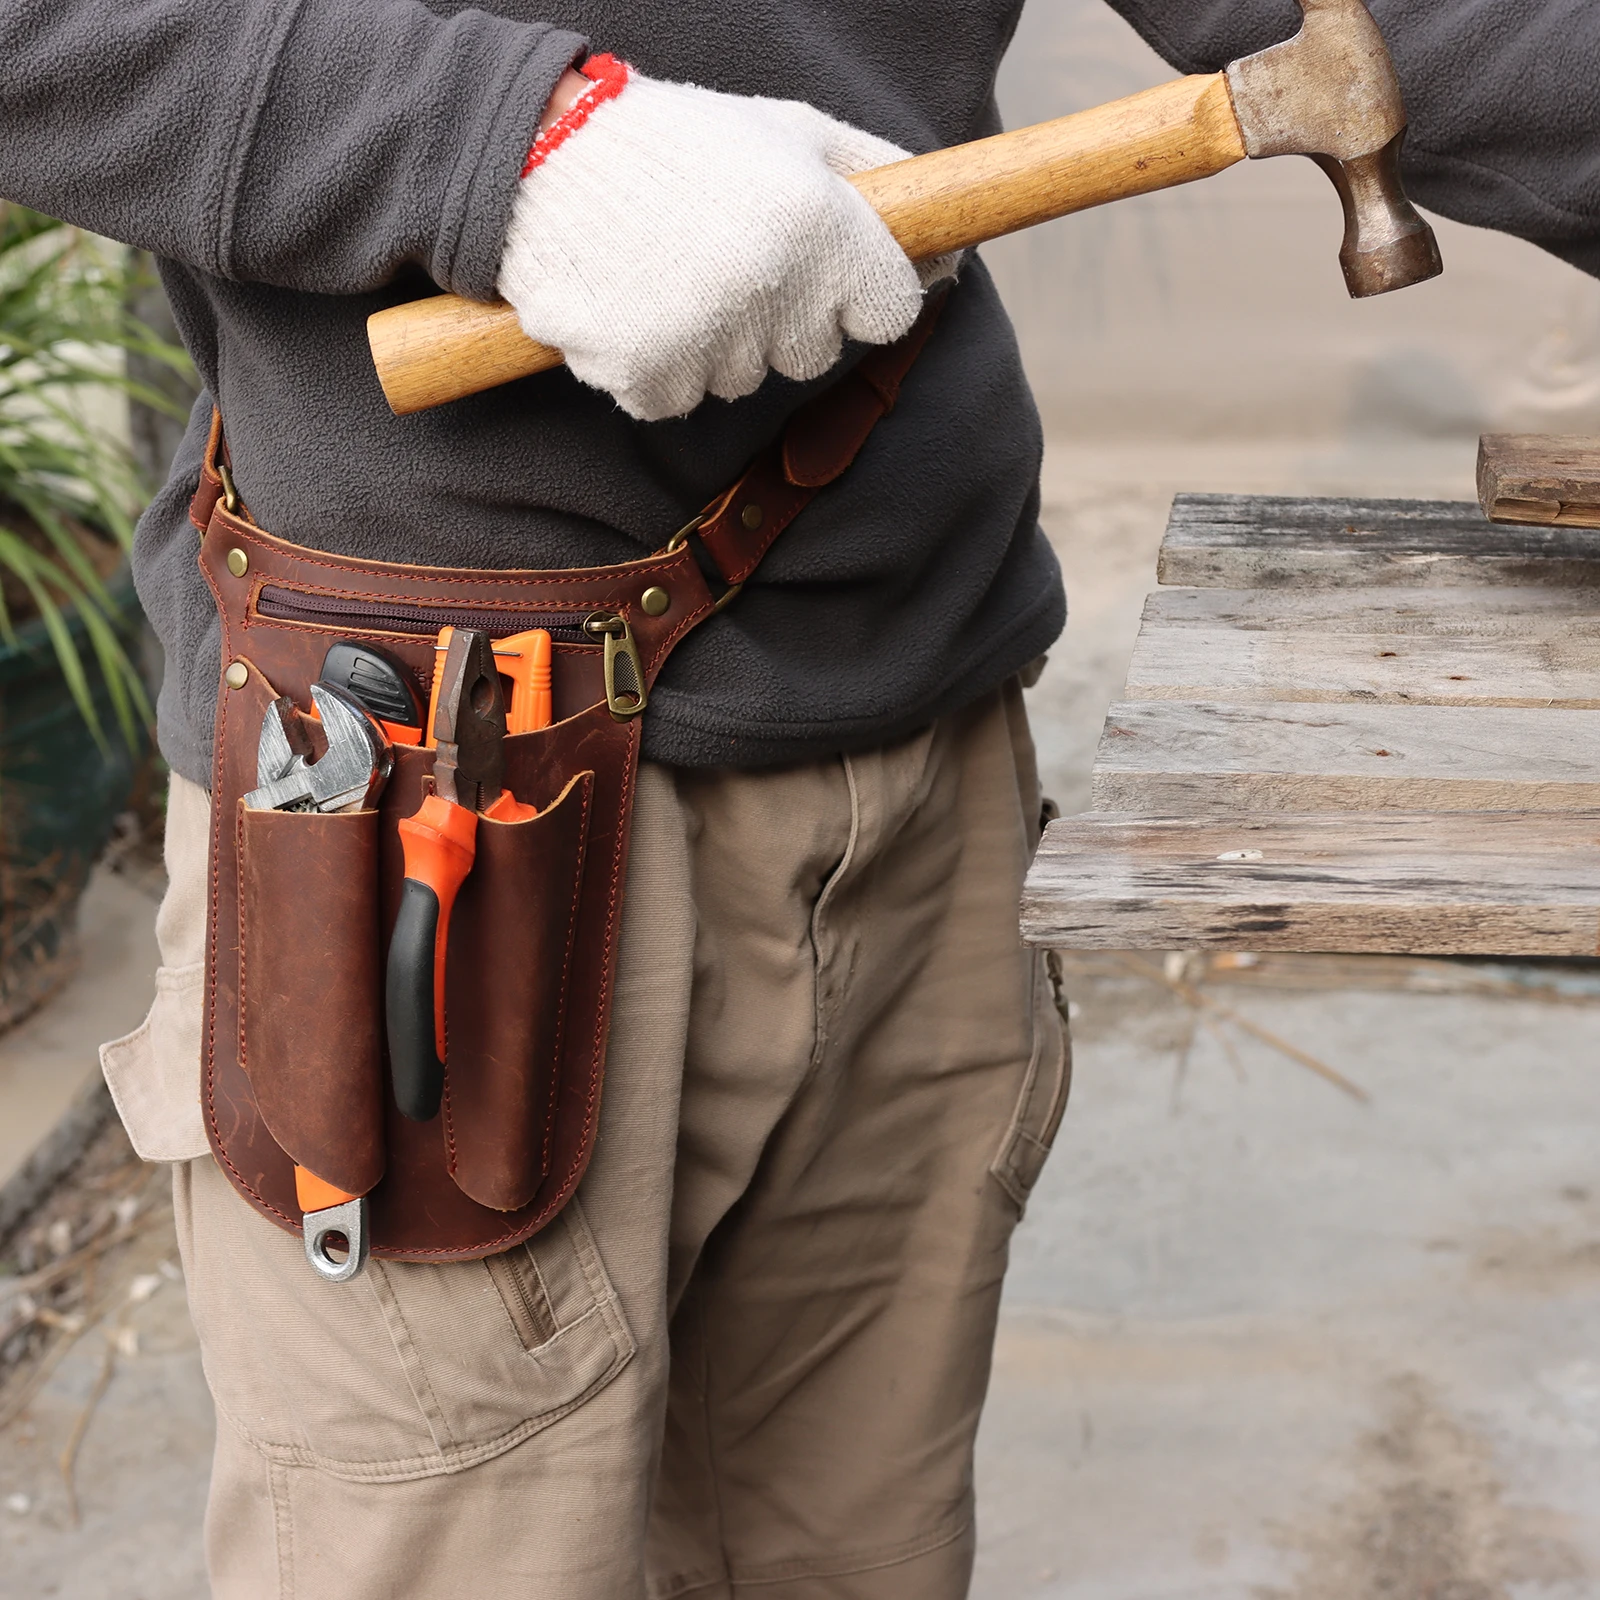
[385,794,478,1121]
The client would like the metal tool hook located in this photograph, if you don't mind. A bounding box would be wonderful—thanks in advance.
[303,1197,371,1284]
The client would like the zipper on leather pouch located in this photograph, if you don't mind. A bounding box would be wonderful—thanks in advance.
[255,584,594,643]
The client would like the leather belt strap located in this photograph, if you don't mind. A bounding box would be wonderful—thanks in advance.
[691,292,949,587]
[190,290,950,588]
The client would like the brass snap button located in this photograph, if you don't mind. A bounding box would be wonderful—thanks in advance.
[226,547,249,578]
[224,661,249,690]
[740,503,764,531]
[640,586,670,617]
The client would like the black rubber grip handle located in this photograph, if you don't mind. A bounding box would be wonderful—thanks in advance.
[386,877,445,1121]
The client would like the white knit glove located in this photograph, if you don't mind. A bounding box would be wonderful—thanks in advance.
[497,56,955,422]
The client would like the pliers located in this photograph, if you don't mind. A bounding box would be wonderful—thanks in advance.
[386,629,533,1123]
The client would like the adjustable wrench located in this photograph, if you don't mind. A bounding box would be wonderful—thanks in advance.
[245,680,392,1283]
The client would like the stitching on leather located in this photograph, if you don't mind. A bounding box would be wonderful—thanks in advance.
[442,1067,460,1176]
[645,597,714,679]
[198,643,299,1229]
[542,773,594,1175]
[579,722,638,1163]
[236,806,250,1091]
[201,565,226,1158]
[218,515,688,589]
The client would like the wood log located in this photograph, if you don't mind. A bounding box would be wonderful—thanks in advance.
[1021,811,1600,955]
[1478,434,1600,529]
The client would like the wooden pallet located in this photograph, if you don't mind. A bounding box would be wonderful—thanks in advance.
[1023,488,1600,955]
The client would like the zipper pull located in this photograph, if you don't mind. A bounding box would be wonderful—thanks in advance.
[584,612,647,720]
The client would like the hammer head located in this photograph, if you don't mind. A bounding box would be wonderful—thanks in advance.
[1226,0,1443,298]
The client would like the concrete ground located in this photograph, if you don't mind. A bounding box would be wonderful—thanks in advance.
[976,966,1600,1599]
[0,867,160,1229]
[8,440,1600,1599]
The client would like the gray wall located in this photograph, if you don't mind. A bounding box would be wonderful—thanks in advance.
[986,1,1600,446]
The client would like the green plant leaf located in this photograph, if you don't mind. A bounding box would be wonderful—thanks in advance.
[0,202,191,742]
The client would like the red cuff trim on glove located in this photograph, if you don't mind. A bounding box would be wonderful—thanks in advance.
[521,53,632,177]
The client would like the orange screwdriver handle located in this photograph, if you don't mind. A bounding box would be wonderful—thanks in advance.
[482,790,538,823]
[386,794,477,1121]
[294,1167,363,1211]
[498,629,553,735]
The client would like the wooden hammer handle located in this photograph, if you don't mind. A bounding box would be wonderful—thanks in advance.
[369,74,1244,415]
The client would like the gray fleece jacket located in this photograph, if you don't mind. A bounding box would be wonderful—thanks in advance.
[0,0,1596,785]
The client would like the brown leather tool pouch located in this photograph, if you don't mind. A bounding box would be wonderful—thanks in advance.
[238,802,385,1198]
[443,771,593,1212]
[195,298,946,1262]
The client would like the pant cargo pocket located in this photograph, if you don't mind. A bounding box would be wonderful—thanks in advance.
[444,771,594,1212]
[238,803,385,1197]
[990,951,1072,1213]
[177,1158,635,1481]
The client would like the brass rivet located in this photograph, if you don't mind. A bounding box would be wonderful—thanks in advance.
[740,503,764,531]
[640,586,670,617]
[224,661,249,691]
[226,547,249,578]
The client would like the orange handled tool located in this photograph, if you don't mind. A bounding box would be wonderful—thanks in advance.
[295,1169,372,1282]
[426,625,553,740]
[387,792,478,1119]
[387,628,541,1120]
[496,628,554,734]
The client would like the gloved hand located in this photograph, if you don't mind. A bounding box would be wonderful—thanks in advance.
[497,55,954,422]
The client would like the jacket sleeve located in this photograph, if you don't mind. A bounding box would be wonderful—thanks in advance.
[0,0,586,297]
[1101,0,1600,279]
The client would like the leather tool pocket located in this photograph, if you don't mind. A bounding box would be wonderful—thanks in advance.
[238,804,386,1197]
[444,771,594,1212]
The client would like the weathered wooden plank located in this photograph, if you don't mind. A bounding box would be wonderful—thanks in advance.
[1478,434,1600,529]
[1141,585,1600,636]
[1090,700,1600,814]
[1021,811,1600,954]
[1126,622,1600,708]
[1157,494,1600,589]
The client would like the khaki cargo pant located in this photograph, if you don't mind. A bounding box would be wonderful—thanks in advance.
[100,680,1069,1600]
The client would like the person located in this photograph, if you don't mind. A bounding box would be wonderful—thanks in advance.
[2,1,1594,1595]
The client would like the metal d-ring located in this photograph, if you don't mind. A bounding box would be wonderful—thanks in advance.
[663,513,707,554]
[661,511,743,614]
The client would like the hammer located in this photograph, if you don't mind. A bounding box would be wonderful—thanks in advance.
[368,0,1441,416]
